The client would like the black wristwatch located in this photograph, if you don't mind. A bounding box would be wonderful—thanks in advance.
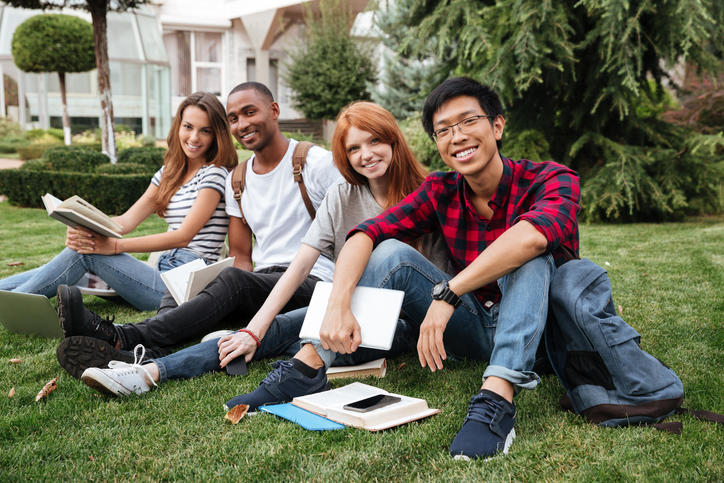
[431,280,462,308]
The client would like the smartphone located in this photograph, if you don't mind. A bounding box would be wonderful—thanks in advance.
[225,357,248,376]
[343,394,401,413]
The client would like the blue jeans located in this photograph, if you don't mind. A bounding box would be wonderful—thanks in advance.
[0,247,204,311]
[307,239,555,390]
[153,306,417,381]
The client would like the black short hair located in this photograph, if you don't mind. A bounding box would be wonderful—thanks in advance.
[422,77,504,144]
[228,81,275,102]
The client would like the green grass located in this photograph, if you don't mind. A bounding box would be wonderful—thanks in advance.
[1,201,722,481]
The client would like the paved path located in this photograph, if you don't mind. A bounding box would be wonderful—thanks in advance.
[0,158,23,169]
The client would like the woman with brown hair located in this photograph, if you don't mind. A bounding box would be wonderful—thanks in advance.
[0,92,237,310]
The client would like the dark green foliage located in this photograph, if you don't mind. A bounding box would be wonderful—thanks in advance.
[43,145,108,171]
[17,142,61,160]
[95,162,155,175]
[400,116,444,171]
[11,14,94,74]
[116,146,165,170]
[19,158,50,171]
[0,169,148,214]
[284,0,376,119]
[388,0,724,221]
[503,128,552,163]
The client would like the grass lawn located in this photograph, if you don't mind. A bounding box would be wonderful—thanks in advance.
[0,201,722,481]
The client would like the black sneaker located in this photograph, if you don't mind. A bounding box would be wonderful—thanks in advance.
[449,389,517,460]
[224,360,331,412]
[57,336,134,379]
[57,285,118,346]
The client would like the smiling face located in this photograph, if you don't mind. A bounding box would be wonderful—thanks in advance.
[178,105,214,162]
[344,126,393,181]
[432,95,505,179]
[225,88,280,152]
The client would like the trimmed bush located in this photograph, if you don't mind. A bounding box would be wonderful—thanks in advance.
[0,117,24,138]
[0,168,149,214]
[17,142,61,160]
[27,128,64,142]
[19,159,51,171]
[44,145,109,172]
[117,146,165,170]
[0,136,29,153]
[95,162,155,175]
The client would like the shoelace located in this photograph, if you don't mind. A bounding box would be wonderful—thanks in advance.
[107,344,158,388]
[260,360,293,385]
[464,392,507,426]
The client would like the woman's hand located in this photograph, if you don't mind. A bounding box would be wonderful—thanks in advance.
[217,332,258,367]
[66,225,117,255]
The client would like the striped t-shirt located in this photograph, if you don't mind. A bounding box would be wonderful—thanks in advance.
[151,164,229,261]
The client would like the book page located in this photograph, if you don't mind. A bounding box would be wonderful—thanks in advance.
[159,258,206,305]
[59,195,123,233]
[293,382,388,416]
[184,257,235,301]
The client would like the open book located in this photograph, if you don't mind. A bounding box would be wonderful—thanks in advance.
[42,193,123,239]
[160,257,235,305]
[327,358,386,380]
[291,382,440,431]
[299,282,404,351]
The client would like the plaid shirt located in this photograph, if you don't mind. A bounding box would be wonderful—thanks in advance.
[350,156,580,304]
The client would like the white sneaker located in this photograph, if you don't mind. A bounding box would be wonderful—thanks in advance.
[81,345,157,397]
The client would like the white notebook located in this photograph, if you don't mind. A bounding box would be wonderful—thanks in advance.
[160,256,235,305]
[298,282,404,351]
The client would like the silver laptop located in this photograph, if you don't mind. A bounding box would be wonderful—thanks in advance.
[298,282,405,351]
[0,290,63,338]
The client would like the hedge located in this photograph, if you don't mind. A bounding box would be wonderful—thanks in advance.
[44,145,109,172]
[0,169,149,214]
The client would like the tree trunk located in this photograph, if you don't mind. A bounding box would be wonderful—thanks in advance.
[88,0,117,163]
[57,72,71,146]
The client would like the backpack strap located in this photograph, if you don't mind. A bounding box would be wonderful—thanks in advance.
[230,157,250,224]
[292,140,316,220]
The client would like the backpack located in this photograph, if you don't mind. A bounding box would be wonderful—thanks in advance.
[545,258,685,427]
[230,141,317,224]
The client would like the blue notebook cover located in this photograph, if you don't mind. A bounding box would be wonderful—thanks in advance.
[260,403,345,431]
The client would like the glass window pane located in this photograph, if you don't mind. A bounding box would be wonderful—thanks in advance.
[163,31,191,97]
[194,32,222,63]
[196,67,221,96]
[137,14,167,63]
[47,72,92,94]
[246,58,256,81]
[107,12,143,60]
[110,61,142,96]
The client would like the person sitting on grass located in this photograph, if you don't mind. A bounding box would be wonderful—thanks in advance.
[70,101,450,396]
[0,92,237,311]
[222,77,581,461]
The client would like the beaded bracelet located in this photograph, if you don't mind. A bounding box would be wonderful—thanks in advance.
[237,328,261,349]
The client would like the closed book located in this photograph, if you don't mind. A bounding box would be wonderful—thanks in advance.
[326,358,386,380]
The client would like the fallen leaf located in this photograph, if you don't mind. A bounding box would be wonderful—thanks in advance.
[8,387,15,398]
[224,404,249,424]
[35,377,58,402]
[7,261,24,267]
[617,304,623,316]
[88,455,95,462]
[397,362,406,371]
[9,358,21,364]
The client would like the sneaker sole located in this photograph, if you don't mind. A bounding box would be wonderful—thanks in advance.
[81,367,130,397]
[452,428,516,461]
[57,336,133,380]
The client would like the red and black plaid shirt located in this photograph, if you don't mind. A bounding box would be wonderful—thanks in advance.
[349,156,580,304]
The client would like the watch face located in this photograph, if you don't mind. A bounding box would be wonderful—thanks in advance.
[432,282,445,298]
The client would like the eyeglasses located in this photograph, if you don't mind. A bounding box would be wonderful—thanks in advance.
[432,114,494,142]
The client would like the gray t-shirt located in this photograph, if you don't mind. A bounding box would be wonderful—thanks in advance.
[302,179,453,274]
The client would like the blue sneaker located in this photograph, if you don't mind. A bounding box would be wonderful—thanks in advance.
[224,360,330,412]
[449,389,516,460]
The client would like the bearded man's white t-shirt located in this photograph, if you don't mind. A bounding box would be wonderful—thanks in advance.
[225,139,339,281]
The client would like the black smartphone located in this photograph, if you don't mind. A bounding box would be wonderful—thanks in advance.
[343,394,401,413]
[225,357,248,376]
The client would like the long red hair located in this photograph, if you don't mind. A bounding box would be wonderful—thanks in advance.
[332,102,427,209]
[156,92,238,215]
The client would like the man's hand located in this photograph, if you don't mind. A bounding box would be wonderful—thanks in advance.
[217,332,258,367]
[417,300,454,372]
[319,302,362,354]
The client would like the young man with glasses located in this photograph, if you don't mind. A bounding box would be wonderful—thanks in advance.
[226,77,580,460]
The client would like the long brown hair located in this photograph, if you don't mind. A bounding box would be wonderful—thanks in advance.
[332,101,427,209]
[156,92,238,215]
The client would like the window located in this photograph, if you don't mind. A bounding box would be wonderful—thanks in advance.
[164,30,223,97]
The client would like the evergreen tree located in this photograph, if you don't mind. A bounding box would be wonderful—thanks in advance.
[284,0,376,120]
[392,0,724,221]
[12,14,95,146]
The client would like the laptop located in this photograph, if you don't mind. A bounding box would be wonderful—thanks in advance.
[298,282,405,351]
[0,290,63,338]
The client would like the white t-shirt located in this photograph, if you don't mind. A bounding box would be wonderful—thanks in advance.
[225,139,340,281]
[152,164,229,261]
